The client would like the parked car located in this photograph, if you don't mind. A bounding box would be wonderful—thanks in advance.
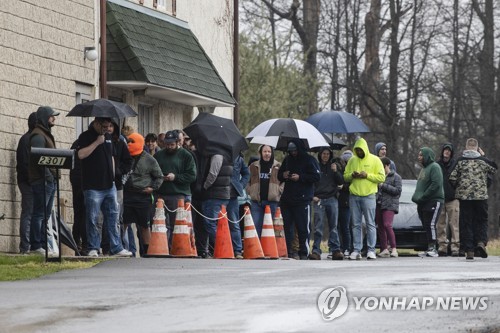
[392,179,427,251]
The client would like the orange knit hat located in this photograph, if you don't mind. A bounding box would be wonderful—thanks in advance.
[127,132,144,156]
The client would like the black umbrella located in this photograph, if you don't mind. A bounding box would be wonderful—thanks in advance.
[67,99,138,118]
[305,110,370,134]
[50,212,80,255]
[184,113,248,160]
[322,133,347,150]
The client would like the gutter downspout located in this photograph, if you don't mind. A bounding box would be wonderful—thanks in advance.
[233,0,239,126]
[100,0,108,98]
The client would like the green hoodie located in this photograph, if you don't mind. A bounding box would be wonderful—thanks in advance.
[344,138,385,196]
[411,147,444,204]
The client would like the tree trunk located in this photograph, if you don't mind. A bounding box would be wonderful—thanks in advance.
[472,0,498,238]
[360,0,382,130]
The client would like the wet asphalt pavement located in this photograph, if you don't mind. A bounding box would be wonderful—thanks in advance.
[0,255,499,333]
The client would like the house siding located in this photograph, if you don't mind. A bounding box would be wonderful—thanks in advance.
[0,0,234,253]
[0,0,98,252]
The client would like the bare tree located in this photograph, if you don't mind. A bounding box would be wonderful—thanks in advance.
[262,0,321,116]
[471,0,499,237]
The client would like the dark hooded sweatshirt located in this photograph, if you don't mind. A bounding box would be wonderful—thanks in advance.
[437,143,457,202]
[314,147,344,199]
[278,138,320,203]
[28,107,57,184]
[16,112,37,184]
[412,147,444,205]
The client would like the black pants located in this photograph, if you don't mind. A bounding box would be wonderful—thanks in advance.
[71,186,87,254]
[417,201,442,247]
[191,199,208,256]
[281,202,311,258]
[459,200,488,252]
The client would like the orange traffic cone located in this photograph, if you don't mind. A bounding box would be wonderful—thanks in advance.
[261,205,279,259]
[171,199,195,257]
[243,207,265,259]
[273,207,288,258]
[185,202,198,257]
[147,198,170,257]
[214,205,234,259]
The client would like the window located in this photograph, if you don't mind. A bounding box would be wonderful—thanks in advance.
[74,84,93,138]
[154,0,175,14]
[138,104,154,136]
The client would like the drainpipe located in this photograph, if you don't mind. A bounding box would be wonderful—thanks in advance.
[100,0,108,98]
[233,0,239,125]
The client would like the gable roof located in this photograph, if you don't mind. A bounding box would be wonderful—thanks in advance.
[106,0,236,107]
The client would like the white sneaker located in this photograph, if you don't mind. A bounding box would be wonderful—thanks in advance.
[367,251,377,260]
[349,251,361,260]
[30,248,46,255]
[343,249,350,258]
[390,249,399,258]
[426,249,438,257]
[88,250,98,257]
[113,249,132,257]
[377,249,390,258]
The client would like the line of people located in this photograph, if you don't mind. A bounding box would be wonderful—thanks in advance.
[15,110,497,260]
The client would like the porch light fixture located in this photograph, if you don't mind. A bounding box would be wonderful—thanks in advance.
[84,46,98,61]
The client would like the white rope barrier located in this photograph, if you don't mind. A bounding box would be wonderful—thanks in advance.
[163,202,246,224]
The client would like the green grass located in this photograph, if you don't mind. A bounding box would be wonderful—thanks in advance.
[0,254,104,281]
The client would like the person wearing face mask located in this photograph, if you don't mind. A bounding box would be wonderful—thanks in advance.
[278,140,321,260]
[123,132,164,256]
[154,130,196,245]
[247,145,282,238]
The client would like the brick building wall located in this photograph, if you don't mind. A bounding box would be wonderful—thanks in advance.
[0,0,98,252]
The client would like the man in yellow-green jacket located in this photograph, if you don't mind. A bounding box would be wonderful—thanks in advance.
[344,138,386,260]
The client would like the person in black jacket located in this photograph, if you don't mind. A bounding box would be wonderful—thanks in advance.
[29,106,59,254]
[310,147,344,260]
[16,112,37,254]
[70,139,87,255]
[77,117,132,257]
[200,153,233,257]
[436,143,460,257]
[100,119,133,255]
[278,139,320,260]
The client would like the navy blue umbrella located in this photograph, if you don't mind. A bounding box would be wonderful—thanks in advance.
[305,110,370,134]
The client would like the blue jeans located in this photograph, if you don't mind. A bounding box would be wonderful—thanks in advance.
[18,181,33,252]
[250,200,278,238]
[227,197,242,253]
[30,180,56,251]
[202,199,229,255]
[84,185,124,254]
[350,194,377,253]
[312,197,340,254]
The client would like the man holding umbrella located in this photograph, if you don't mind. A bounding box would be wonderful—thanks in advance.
[77,117,132,257]
[278,139,321,260]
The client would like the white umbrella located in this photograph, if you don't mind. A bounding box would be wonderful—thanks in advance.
[246,118,329,150]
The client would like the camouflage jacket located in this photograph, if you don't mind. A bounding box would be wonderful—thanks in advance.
[449,150,497,200]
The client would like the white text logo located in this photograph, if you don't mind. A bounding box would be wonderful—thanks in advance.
[317,286,349,321]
